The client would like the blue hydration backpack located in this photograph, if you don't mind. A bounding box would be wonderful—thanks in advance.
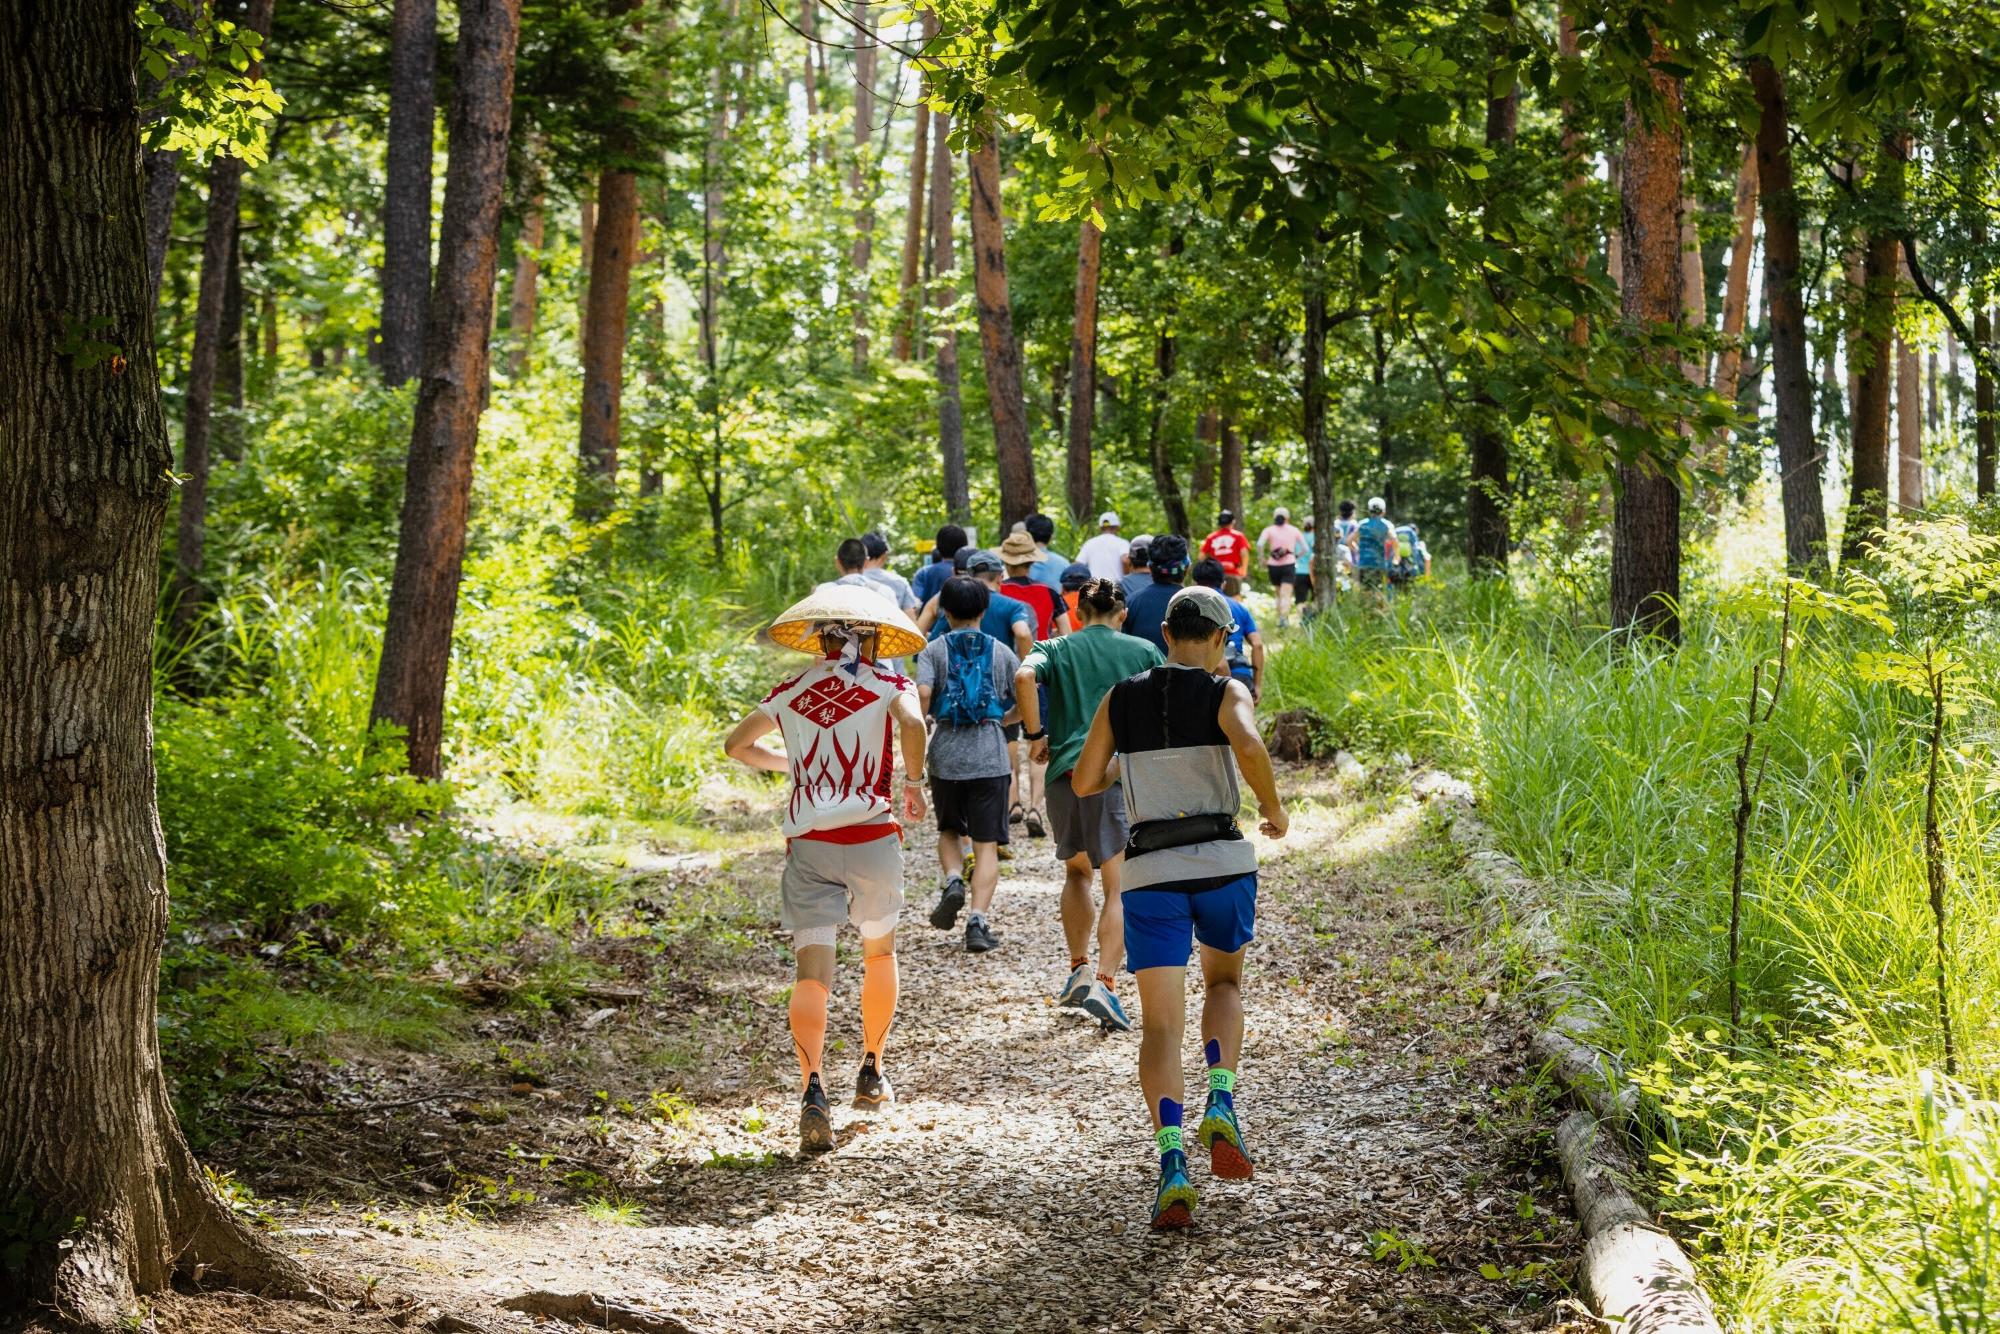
[934,630,1005,727]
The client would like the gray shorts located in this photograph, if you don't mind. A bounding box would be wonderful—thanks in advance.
[1046,772,1128,869]
[781,829,905,937]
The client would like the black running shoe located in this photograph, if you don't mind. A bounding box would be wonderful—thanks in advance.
[965,918,1001,953]
[799,1073,835,1154]
[852,1054,893,1112]
[1025,808,1046,839]
[929,876,966,929]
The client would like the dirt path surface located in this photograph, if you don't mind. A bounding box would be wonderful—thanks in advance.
[67,767,1588,1334]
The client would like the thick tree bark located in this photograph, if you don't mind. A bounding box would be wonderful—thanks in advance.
[1219,416,1244,520]
[1189,411,1216,513]
[507,191,543,375]
[1610,40,1685,644]
[0,5,323,1326]
[1706,142,1759,495]
[929,101,969,522]
[966,126,1037,529]
[1898,324,1923,511]
[1842,138,1903,563]
[1303,260,1333,606]
[892,93,929,360]
[380,0,436,386]
[577,164,636,519]
[369,0,522,779]
[1065,215,1101,518]
[1749,56,1828,575]
[142,0,204,306]
[848,0,877,371]
[1466,5,1515,573]
[1978,301,1996,498]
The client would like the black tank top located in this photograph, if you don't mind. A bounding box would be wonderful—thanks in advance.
[1107,666,1229,754]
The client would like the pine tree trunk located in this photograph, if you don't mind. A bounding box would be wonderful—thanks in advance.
[1708,142,1759,474]
[1219,416,1244,520]
[380,0,435,386]
[216,225,245,460]
[1610,37,1685,643]
[1303,258,1334,606]
[1065,214,1100,519]
[929,100,969,522]
[1374,320,1394,509]
[1749,56,1828,575]
[579,193,595,294]
[1465,5,1515,572]
[369,0,521,780]
[1190,408,1217,513]
[0,6,322,1325]
[892,94,929,360]
[576,165,635,520]
[966,125,1037,529]
[507,191,542,375]
[1898,327,1923,510]
[1843,138,1903,562]
[848,0,877,372]
[1148,325,1189,539]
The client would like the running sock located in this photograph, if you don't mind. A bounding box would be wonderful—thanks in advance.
[860,953,898,1064]
[1156,1098,1185,1161]
[789,979,830,1089]
[1071,953,1090,973]
[1205,1039,1235,1111]
[967,910,988,929]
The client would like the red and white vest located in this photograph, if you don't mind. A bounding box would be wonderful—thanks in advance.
[758,656,914,839]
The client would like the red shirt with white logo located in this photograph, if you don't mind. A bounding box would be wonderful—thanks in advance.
[758,656,915,839]
[1201,528,1250,578]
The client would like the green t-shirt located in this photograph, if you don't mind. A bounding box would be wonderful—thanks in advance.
[1024,624,1165,781]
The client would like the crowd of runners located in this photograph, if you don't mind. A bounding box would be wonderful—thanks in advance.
[723,501,1407,1230]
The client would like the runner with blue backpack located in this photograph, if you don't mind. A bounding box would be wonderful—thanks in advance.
[915,576,1021,954]
[1353,497,1400,608]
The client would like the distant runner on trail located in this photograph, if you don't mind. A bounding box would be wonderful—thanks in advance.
[1200,510,1250,582]
[916,577,1020,954]
[860,531,920,612]
[1192,558,1264,702]
[1071,585,1288,1231]
[1076,511,1131,581]
[911,524,968,607]
[722,585,929,1155]
[1354,497,1400,605]
[1256,507,1305,629]
[1016,579,1163,1032]
[999,531,1070,641]
[1122,533,1189,656]
[1023,513,1070,592]
[1118,536,1153,606]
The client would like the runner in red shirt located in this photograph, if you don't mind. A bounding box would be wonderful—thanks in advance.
[1200,510,1251,581]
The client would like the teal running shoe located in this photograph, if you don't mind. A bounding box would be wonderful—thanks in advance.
[1198,1094,1254,1180]
[1080,980,1133,1032]
[1057,962,1092,1008]
[1151,1151,1197,1230]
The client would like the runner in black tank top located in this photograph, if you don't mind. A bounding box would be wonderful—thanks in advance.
[1071,586,1289,1231]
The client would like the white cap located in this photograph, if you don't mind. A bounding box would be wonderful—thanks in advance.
[1099,511,1120,527]
[1368,496,1386,514]
[1274,506,1289,521]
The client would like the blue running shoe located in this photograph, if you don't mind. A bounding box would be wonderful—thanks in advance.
[1198,1094,1254,1180]
[1057,962,1092,1008]
[1151,1151,1197,1230]
[1080,980,1133,1032]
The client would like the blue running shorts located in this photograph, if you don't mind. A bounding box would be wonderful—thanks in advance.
[1123,874,1258,972]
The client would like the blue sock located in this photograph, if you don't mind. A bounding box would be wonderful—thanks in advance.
[1155,1097,1184,1164]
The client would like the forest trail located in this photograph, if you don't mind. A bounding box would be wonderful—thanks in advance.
[140,768,1585,1334]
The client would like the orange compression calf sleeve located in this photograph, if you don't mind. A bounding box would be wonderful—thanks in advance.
[789,978,830,1088]
[860,954,898,1063]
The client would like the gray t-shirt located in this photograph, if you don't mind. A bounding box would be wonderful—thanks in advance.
[915,631,1018,780]
[860,567,919,612]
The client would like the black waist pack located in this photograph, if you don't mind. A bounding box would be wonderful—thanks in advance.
[1126,813,1242,856]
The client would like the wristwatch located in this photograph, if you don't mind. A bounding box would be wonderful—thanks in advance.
[1022,728,1047,742]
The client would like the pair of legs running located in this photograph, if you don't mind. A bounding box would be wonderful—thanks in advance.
[1057,849,1129,1029]
[788,930,898,1153]
[1136,943,1251,1227]
[932,835,1001,951]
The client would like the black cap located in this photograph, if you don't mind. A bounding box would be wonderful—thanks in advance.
[1217,509,1235,525]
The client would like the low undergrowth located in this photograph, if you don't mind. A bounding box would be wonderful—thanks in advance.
[1269,513,2000,1332]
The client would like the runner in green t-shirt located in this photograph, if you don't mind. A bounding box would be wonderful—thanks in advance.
[1015,579,1164,1030]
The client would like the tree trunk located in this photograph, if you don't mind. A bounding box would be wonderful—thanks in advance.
[1065,214,1101,519]
[1927,349,1940,435]
[799,0,818,168]
[1466,3,1515,572]
[1978,301,1996,498]
[142,0,203,307]
[892,93,929,360]
[1148,325,1189,539]
[1606,154,1624,296]
[577,164,636,520]
[966,125,1037,529]
[929,100,969,522]
[507,190,542,375]
[369,0,521,780]
[848,0,876,371]
[216,225,245,460]
[1189,408,1218,513]
[1706,142,1759,497]
[1303,257,1333,606]
[1373,320,1394,509]
[1748,56,1828,576]
[1842,138,1903,563]
[1219,415,1244,520]
[0,6,323,1325]
[1898,326,1923,511]
[1610,38,1685,644]
[579,193,595,293]
[380,0,436,386]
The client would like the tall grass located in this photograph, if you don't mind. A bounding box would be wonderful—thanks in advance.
[1270,573,2000,1331]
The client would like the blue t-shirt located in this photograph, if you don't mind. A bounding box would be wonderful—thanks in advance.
[1029,550,1070,592]
[1298,531,1315,568]
[911,558,954,606]
[1356,516,1395,570]
[1225,597,1258,682]
[1121,580,1181,655]
[929,591,1033,648]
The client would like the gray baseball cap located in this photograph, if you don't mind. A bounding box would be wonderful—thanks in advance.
[1167,585,1235,633]
[963,548,1004,574]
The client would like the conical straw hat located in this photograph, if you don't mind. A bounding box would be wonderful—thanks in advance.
[767,582,927,659]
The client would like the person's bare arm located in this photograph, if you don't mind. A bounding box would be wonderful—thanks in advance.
[1012,619,1034,660]
[1070,695,1117,797]
[1248,631,1266,702]
[1051,607,1071,638]
[892,690,928,822]
[1015,660,1049,763]
[1217,679,1285,838]
[916,594,941,634]
[723,709,787,773]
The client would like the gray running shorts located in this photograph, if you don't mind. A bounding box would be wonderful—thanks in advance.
[781,829,905,937]
[1046,771,1129,869]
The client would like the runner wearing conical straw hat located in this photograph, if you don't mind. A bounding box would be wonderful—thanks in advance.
[724,583,928,1154]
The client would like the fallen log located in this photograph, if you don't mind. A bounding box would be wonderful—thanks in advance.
[1530,1025,1639,1125]
[1556,1113,1722,1334]
[499,1290,697,1333]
